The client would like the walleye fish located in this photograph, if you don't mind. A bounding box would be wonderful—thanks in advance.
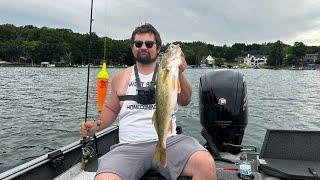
[152,44,182,167]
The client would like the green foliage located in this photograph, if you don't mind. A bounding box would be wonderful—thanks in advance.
[292,42,306,59]
[0,24,319,67]
[0,24,19,41]
[267,40,286,67]
[21,40,41,64]
[215,58,225,67]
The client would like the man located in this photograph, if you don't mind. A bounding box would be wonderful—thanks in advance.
[80,23,217,180]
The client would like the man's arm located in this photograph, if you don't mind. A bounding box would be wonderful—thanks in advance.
[177,53,192,106]
[80,72,122,137]
[97,80,121,131]
[97,69,124,131]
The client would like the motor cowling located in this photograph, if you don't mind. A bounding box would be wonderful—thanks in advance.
[199,69,248,154]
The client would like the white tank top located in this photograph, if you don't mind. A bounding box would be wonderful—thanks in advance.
[118,67,177,144]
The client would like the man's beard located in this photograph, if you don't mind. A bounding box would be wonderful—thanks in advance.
[136,51,157,65]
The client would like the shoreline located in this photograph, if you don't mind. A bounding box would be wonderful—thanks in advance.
[0,64,318,70]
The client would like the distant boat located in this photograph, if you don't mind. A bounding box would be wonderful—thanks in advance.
[40,62,55,67]
[307,64,316,70]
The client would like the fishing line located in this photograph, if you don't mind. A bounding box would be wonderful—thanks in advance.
[103,0,107,61]
[81,0,94,170]
[84,0,94,123]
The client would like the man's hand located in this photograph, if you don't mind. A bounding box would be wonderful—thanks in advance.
[80,121,98,137]
[177,51,192,106]
[179,52,187,74]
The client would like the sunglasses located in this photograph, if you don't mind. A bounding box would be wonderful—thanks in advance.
[134,40,155,48]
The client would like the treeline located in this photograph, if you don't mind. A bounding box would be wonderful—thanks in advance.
[1,24,319,67]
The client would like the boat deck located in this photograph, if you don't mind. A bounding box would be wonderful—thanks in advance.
[54,163,95,180]
[73,172,95,180]
[53,160,266,180]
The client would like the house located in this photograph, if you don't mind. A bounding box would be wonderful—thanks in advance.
[205,55,215,65]
[200,55,215,67]
[303,54,320,63]
[243,54,267,67]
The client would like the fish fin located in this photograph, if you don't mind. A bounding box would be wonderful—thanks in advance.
[171,77,181,93]
[168,119,173,134]
[152,113,158,134]
[153,143,168,167]
[152,112,155,124]
[176,78,181,93]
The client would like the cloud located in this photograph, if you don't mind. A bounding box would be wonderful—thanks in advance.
[1,0,320,46]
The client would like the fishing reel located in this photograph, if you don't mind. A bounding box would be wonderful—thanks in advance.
[81,136,96,169]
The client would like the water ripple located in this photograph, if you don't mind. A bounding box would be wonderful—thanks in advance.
[1,67,320,172]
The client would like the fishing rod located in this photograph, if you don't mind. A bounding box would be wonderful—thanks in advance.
[81,0,110,170]
[81,0,94,170]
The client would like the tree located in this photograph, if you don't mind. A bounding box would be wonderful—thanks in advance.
[292,42,306,59]
[267,40,285,67]
[1,24,319,67]
[63,52,73,66]
[21,40,41,65]
[0,24,18,41]
[223,47,238,62]
[183,49,197,65]
[232,43,246,56]
[215,58,224,67]
[1,40,22,62]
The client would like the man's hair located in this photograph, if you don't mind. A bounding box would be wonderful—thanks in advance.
[131,23,162,50]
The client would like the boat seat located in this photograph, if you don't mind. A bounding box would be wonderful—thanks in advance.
[259,129,320,179]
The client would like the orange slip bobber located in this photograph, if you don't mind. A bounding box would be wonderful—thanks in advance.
[96,62,109,113]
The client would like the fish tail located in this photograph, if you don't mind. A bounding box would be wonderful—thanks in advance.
[153,143,167,167]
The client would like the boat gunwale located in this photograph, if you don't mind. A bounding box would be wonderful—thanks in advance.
[0,125,119,180]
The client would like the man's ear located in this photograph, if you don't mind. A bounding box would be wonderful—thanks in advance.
[157,48,161,54]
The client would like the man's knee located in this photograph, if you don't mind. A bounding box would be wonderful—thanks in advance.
[95,172,122,180]
[194,151,216,179]
[182,151,216,178]
[194,151,216,170]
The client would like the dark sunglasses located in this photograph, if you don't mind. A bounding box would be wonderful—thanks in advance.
[134,40,155,48]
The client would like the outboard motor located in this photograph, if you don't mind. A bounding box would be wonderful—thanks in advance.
[199,69,248,157]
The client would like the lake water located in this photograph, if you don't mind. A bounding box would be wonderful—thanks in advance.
[0,67,320,172]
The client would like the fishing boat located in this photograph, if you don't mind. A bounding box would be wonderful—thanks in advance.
[1,69,319,180]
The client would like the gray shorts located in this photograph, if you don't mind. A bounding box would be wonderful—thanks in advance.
[96,134,206,180]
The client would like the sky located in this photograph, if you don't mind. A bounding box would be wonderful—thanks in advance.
[1,0,320,46]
